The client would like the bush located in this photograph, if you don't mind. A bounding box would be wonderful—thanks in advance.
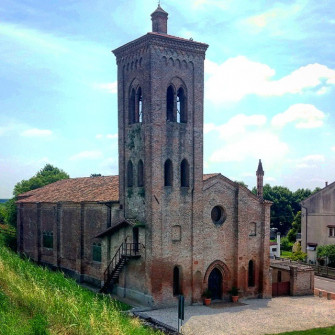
[281,236,294,252]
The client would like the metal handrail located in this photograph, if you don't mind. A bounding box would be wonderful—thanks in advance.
[103,238,143,283]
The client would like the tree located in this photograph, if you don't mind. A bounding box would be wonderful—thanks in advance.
[0,204,6,224]
[5,164,69,228]
[317,245,335,266]
[13,164,69,196]
[287,211,301,243]
[289,242,307,261]
[252,184,321,236]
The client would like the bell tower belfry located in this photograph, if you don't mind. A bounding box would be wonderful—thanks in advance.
[113,5,208,305]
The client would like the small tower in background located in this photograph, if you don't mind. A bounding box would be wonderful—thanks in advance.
[151,5,168,34]
[256,159,264,199]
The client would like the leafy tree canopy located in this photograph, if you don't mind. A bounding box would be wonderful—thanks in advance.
[13,164,69,197]
[5,164,69,229]
[252,184,321,235]
[317,245,335,264]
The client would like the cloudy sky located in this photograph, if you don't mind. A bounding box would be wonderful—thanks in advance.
[1,0,334,198]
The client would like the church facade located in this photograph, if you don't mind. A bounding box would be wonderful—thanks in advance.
[17,5,272,307]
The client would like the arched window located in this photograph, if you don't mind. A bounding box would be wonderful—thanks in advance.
[173,266,182,296]
[127,160,133,187]
[164,159,173,186]
[177,87,187,123]
[248,260,255,287]
[129,88,136,124]
[166,86,175,122]
[137,159,144,187]
[180,159,189,187]
[137,87,143,123]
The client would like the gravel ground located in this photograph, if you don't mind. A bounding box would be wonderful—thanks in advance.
[137,296,335,335]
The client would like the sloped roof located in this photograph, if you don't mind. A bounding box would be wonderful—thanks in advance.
[301,180,335,205]
[203,173,272,204]
[16,176,119,204]
[16,173,270,205]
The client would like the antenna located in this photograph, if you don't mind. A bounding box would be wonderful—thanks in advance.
[158,0,161,5]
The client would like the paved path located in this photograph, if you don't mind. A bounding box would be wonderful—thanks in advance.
[315,276,335,293]
[138,296,335,335]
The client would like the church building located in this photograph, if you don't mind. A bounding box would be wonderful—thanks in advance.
[17,5,272,307]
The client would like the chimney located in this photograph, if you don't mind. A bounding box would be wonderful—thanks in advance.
[277,232,281,258]
[325,181,328,187]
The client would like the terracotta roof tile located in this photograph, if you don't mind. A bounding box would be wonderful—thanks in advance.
[203,173,220,181]
[16,176,119,204]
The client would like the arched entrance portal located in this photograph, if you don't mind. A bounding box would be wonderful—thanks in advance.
[208,268,223,300]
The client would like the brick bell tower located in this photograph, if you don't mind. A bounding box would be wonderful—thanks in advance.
[113,5,208,306]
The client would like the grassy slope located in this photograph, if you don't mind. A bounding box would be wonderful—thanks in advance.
[0,237,161,335]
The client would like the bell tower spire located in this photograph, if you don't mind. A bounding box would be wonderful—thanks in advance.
[151,4,168,34]
[256,159,264,199]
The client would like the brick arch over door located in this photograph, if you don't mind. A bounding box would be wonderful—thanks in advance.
[203,260,232,294]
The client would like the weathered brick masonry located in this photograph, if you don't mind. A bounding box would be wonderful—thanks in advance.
[17,5,272,307]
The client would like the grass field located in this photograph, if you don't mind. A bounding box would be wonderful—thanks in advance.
[1,233,335,335]
[0,235,161,335]
[281,250,293,258]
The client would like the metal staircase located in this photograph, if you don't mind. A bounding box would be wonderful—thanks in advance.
[100,238,143,293]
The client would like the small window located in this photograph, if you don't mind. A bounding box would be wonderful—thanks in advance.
[127,160,133,187]
[211,206,226,225]
[177,87,187,123]
[173,266,182,296]
[249,222,256,236]
[277,270,282,283]
[329,228,335,237]
[137,159,144,187]
[164,159,173,186]
[93,242,101,263]
[166,86,175,122]
[129,88,136,124]
[180,159,189,187]
[248,260,255,287]
[42,231,53,249]
[137,87,143,123]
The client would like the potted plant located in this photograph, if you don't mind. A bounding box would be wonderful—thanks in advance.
[202,288,212,306]
[229,286,239,303]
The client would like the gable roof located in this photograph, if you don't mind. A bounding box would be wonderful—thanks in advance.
[203,173,272,204]
[16,173,271,205]
[16,176,119,204]
[301,180,335,205]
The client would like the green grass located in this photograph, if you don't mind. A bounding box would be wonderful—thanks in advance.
[0,235,162,335]
[281,250,293,258]
[268,327,335,335]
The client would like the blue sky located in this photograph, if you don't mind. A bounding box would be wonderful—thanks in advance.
[1,0,334,198]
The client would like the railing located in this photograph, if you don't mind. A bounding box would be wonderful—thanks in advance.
[309,264,335,279]
[103,238,143,284]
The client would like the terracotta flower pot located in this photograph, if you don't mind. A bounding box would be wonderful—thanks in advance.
[204,298,211,306]
[232,295,239,303]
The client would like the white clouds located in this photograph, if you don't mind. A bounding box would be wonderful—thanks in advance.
[20,128,52,137]
[245,3,303,31]
[332,146,335,152]
[209,131,289,163]
[295,154,325,169]
[271,104,325,129]
[205,114,267,138]
[106,134,118,139]
[70,151,103,161]
[93,82,117,94]
[96,133,118,140]
[205,57,335,103]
